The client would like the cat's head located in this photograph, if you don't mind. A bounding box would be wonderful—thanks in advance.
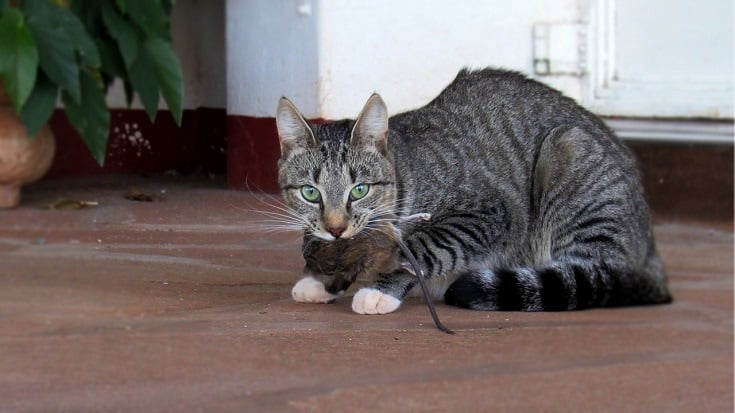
[275,94,396,241]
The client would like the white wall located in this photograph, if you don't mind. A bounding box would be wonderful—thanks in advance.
[150,0,735,146]
[226,0,583,119]
[103,0,733,133]
[315,0,581,119]
[226,0,320,117]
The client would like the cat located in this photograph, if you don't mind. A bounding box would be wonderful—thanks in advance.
[275,68,672,314]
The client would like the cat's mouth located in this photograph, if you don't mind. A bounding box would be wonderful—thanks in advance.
[312,224,359,241]
[316,212,363,240]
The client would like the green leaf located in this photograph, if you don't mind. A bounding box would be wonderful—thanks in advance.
[20,72,58,137]
[62,10,100,68]
[0,8,39,113]
[70,0,102,31]
[162,0,174,15]
[62,69,110,166]
[23,0,82,102]
[101,1,138,70]
[122,79,134,107]
[95,37,125,80]
[144,36,182,125]
[0,0,8,13]
[115,0,127,14]
[127,48,159,120]
[125,0,169,39]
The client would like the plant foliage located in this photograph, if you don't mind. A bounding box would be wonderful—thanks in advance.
[0,0,183,166]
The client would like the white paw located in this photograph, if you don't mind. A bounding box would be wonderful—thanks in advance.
[291,276,339,303]
[351,288,402,314]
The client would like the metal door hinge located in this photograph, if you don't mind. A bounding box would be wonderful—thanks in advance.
[533,22,587,76]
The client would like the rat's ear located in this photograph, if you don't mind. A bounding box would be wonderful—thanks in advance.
[276,97,317,158]
[350,93,389,154]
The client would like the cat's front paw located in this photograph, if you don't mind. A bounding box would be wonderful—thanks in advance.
[291,276,339,303]
[351,288,402,314]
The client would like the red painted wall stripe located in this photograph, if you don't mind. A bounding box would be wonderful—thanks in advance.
[226,115,280,192]
[47,108,226,179]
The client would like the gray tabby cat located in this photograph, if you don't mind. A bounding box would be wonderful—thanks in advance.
[275,68,672,315]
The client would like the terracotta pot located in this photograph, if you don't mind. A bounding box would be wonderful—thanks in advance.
[0,86,55,208]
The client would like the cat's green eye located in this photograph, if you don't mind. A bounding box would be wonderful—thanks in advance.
[300,185,321,203]
[349,183,370,201]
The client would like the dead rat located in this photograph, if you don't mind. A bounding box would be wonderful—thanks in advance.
[300,214,453,334]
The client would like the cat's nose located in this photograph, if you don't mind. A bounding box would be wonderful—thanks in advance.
[327,226,346,238]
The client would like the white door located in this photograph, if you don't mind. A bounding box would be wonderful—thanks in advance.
[584,0,733,119]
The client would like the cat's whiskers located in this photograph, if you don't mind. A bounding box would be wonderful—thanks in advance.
[229,193,314,235]
[361,199,406,235]
[362,214,401,240]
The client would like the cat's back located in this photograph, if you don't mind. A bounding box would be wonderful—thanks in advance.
[388,68,631,172]
[386,68,640,229]
[391,68,607,139]
[428,68,567,108]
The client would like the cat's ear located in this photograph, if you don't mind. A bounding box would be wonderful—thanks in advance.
[351,93,389,153]
[276,97,317,158]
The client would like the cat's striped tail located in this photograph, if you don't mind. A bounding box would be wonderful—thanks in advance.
[443,259,672,311]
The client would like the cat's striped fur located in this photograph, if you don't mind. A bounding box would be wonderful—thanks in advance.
[276,68,672,313]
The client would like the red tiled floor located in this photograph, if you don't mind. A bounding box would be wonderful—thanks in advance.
[1,176,732,412]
